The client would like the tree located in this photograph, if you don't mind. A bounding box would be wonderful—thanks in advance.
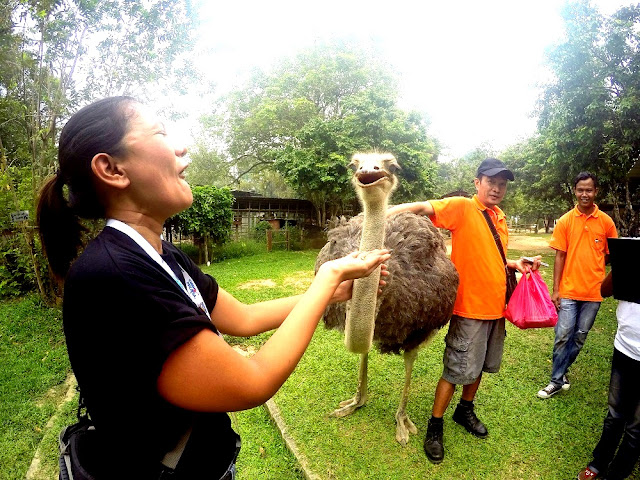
[0,0,199,299]
[173,186,233,265]
[500,137,569,232]
[210,42,440,225]
[535,1,640,235]
[185,143,234,188]
[433,148,497,199]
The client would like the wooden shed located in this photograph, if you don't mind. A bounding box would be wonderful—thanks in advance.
[231,190,316,239]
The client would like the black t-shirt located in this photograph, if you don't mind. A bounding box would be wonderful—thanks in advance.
[63,227,238,478]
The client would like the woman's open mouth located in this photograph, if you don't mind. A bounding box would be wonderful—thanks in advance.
[178,160,191,179]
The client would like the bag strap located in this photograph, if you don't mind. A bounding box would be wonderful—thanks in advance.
[481,209,508,267]
[161,426,193,469]
[74,387,191,471]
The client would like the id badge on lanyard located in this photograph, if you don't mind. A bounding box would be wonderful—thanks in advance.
[106,219,211,321]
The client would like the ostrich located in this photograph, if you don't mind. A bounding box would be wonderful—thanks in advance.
[315,152,459,446]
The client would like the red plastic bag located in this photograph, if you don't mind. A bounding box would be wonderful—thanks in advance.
[505,270,558,329]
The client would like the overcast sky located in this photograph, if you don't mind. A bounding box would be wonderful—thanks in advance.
[178,0,631,160]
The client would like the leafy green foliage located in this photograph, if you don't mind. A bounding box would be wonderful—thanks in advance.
[1,0,200,300]
[204,42,440,224]
[0,167,48,298]
[0,237,35,297]
[175,185,234,243]
[253,221,272,241]
[500,140,568,227]
[210,239,266,262]
[533,1,640,234]
[172,185,234,263]
[433,149,493,199]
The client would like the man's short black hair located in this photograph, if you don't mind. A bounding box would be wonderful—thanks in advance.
[573,171,598,189]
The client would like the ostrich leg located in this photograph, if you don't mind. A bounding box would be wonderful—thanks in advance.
[331,353,369,417]
[395,348,419,446]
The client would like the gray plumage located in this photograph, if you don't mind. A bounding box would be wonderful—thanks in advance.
[316,211,459,354]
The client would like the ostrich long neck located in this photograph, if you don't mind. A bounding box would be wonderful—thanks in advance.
[359,196,388,251]
[344,191,389,353]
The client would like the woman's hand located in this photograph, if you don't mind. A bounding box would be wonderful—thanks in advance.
[330,264,389,304]
[322,249,391,281]
[319,249,391,303]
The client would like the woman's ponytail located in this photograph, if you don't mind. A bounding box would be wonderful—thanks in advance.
[37,173,86,280]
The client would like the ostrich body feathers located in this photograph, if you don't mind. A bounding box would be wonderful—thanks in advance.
[316,212,459,355]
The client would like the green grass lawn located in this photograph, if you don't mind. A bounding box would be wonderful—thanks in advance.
[3,242,637,479]
[0,295,69,480]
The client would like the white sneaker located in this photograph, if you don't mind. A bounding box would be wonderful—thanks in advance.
[537,383,563,399]
[562,374,570,391]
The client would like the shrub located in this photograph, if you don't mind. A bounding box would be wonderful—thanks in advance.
[253,221,272,242]
[178,239,266,264]
[210,240,265,262]
[0,236,36,298]
[177,242,200,264]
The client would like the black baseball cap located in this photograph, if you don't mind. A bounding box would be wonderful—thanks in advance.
[476,158,514,181]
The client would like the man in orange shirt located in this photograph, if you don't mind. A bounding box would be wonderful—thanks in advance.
[388,158,541,464]
[537,172,617,399]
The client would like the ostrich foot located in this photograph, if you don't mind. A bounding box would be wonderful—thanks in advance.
[330,394,368,418]
[395,410,418,446]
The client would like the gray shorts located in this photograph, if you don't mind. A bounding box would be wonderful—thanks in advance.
[442,315,506,385]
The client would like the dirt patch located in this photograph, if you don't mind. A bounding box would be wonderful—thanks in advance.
[283,271,314,291]
[444,233,552,255]
[507,234,553,252]
[237,272,314,291]
[237,279,277,289]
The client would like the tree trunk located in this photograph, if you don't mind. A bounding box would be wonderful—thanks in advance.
[204,232,210,265]
[23,226,50,305]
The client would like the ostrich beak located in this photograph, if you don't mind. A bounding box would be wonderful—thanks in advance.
[355,169,390,187]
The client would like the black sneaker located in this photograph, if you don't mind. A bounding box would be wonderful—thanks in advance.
[537,383,563,399]
[423,418,444,464]
[452,403,488,438]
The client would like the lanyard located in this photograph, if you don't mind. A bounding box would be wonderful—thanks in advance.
[106,219,211,320]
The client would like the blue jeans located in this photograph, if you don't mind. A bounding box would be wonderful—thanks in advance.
[590,348,640,480]
[550,298,601,387]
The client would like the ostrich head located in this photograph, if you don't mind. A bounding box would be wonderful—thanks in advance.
[349,152,401,206]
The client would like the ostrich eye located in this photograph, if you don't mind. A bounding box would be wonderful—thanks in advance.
[385,159,401,174]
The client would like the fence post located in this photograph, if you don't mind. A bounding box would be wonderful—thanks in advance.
[286,229,290,250]
[266,230,272,252]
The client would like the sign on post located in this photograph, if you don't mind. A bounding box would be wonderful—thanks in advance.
[10,210,29,223]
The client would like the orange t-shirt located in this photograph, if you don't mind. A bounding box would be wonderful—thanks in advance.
[549,205,617,302]
[429,195,508,320]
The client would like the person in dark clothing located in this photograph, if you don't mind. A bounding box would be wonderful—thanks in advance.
[577,271,640,480]
[38,96,389,479]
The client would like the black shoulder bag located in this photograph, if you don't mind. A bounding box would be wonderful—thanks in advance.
[58,389,191,480]
[481,209,517,305]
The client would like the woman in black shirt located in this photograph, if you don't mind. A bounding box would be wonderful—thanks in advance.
[38,96,389,479]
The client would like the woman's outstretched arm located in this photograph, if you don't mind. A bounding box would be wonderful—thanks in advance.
[157,249,390,412]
